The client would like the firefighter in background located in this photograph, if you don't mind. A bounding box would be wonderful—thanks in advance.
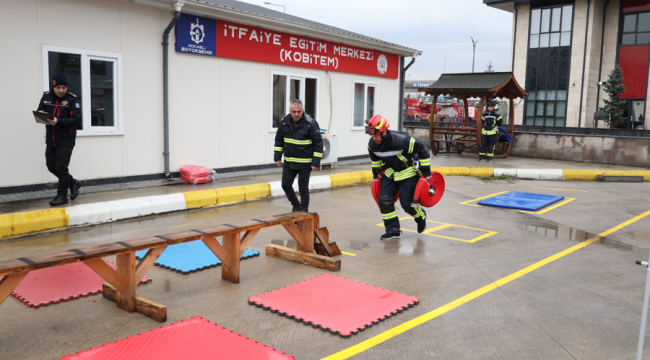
[479,101,502,163]
[366,115,432,240]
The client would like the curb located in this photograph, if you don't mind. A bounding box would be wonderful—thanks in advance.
[1,167,649,240]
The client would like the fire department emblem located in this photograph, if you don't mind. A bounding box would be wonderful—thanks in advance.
[377,54,388,75]
[190,17,205,44]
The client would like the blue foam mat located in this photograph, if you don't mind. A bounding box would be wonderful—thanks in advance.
[477,191,565,211]
[135,241,260,274]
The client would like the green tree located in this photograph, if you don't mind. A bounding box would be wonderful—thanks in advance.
[600,65,627,128]
[485,61,495,73]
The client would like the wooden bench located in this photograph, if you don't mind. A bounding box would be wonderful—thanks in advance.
[0,212,341,322]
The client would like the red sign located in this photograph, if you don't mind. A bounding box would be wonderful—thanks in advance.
[215,20,399,79]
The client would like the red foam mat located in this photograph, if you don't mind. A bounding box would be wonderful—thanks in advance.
[61,317,294,360]
[249,273,419,337]
[0,261,151,308]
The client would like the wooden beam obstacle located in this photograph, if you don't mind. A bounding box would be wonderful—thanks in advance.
[0,212,341,322]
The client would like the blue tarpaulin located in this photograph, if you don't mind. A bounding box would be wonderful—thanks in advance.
[477,191,565,211]
[498,128,513,142]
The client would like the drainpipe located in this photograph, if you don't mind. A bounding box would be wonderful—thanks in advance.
[512,4,518,71]
[163,1,184,177]
[595,0,610,127]
[398,56,416,131]
[578,0,591,128]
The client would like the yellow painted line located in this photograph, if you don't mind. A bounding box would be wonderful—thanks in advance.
[323,209,650,360]
[459,191,509,205]
[377,217,497,243]
[520,197,576,214]
[532,187,589,193]
[341,251,357,256]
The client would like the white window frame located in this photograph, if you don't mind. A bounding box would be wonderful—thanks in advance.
[352,80,378,130]
[269,71,320,132]
[42,45,124,136]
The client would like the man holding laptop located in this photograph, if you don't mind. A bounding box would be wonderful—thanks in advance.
[36,73,82,206]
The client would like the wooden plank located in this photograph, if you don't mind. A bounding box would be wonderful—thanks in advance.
[83,258,125,293]
[201,236,231,268]
[135,246,167,281]
[116,252,136,312]
[102,284,167,323]
[265,244,341,271]
[315,227,341,256]
[0,213,318,278]
[281,222,307,249]
[222,232,241,284]
[239,229,260,257]
[0,272,28,306]
[298,218,314,253]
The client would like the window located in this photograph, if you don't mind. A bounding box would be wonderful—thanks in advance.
[352,81,377,128]
[525,4,573,127]
[621,12,650,45]
[529,5,572,48]
[271,72,318,130]
[43,46,123,136]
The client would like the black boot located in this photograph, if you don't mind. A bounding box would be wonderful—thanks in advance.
[380,230,402,241]
[70,180,82,200]
[292,204,301,212]
[49,191,68,206]
[415,209,428,233]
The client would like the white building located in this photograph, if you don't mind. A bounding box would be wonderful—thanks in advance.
[0,0,421,190]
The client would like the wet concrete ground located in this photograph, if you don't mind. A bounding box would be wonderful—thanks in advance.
[1,176,650,359]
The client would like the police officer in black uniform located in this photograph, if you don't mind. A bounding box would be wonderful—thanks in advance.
[274,99,324,212]
[479,101,502,163]
[37,73,82,206]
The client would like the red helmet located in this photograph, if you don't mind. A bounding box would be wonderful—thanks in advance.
[365,115,390,135]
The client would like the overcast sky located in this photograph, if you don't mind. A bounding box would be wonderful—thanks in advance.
[236,0,514,81]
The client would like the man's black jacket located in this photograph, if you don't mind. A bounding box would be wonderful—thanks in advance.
[274,113,324,169]
[37,91,81,147]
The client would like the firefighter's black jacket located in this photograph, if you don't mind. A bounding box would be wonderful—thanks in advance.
[274,113,324,169]
[37,91,82,147]
[368,130,432,180]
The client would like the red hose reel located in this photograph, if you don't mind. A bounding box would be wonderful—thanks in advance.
[371,172,445,208]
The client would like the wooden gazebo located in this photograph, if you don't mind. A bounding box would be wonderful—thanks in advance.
[419,72,528,158]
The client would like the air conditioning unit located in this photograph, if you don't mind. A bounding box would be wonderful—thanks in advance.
[320,133,339,169]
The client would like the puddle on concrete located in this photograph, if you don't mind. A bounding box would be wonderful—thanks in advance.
[383,238,426,256]
[348,241,370,251]
[522,223,648,255]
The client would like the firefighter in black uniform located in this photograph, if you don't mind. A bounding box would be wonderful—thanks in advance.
[479,101,502,163]
[366,115,432,240]
[274,99,324,212]
[37,73,82,206]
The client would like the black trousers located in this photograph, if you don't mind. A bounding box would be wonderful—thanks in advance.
[281,164,311,211]
[45,146,75,193]
[378,176,425,233]
[480,134,497,159]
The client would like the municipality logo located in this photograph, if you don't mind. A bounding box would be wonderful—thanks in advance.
[190,17,205,44]
[377,54,388,75]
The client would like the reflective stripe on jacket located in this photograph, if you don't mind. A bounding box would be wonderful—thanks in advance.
[368,130,432,181]
[481,111,502,136]
[273,113,323,168]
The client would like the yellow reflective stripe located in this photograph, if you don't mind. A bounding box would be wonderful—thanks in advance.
[397,154,408,163]
[284,138,312,145]
[313,152,323,158]
[284,157,312,163]
[274,147,283,152]
[408,138,415,154]
[372,161,382,168]
[393,168,417,181]
[496,116,503,121]
[381,211,398,220]
[414,207,425,219]
[375,118,385,129]
[419,158,431,166]
[385,169,395,177]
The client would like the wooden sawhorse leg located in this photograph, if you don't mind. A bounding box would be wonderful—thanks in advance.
[85,246,168,322]
[0,272,29,306]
